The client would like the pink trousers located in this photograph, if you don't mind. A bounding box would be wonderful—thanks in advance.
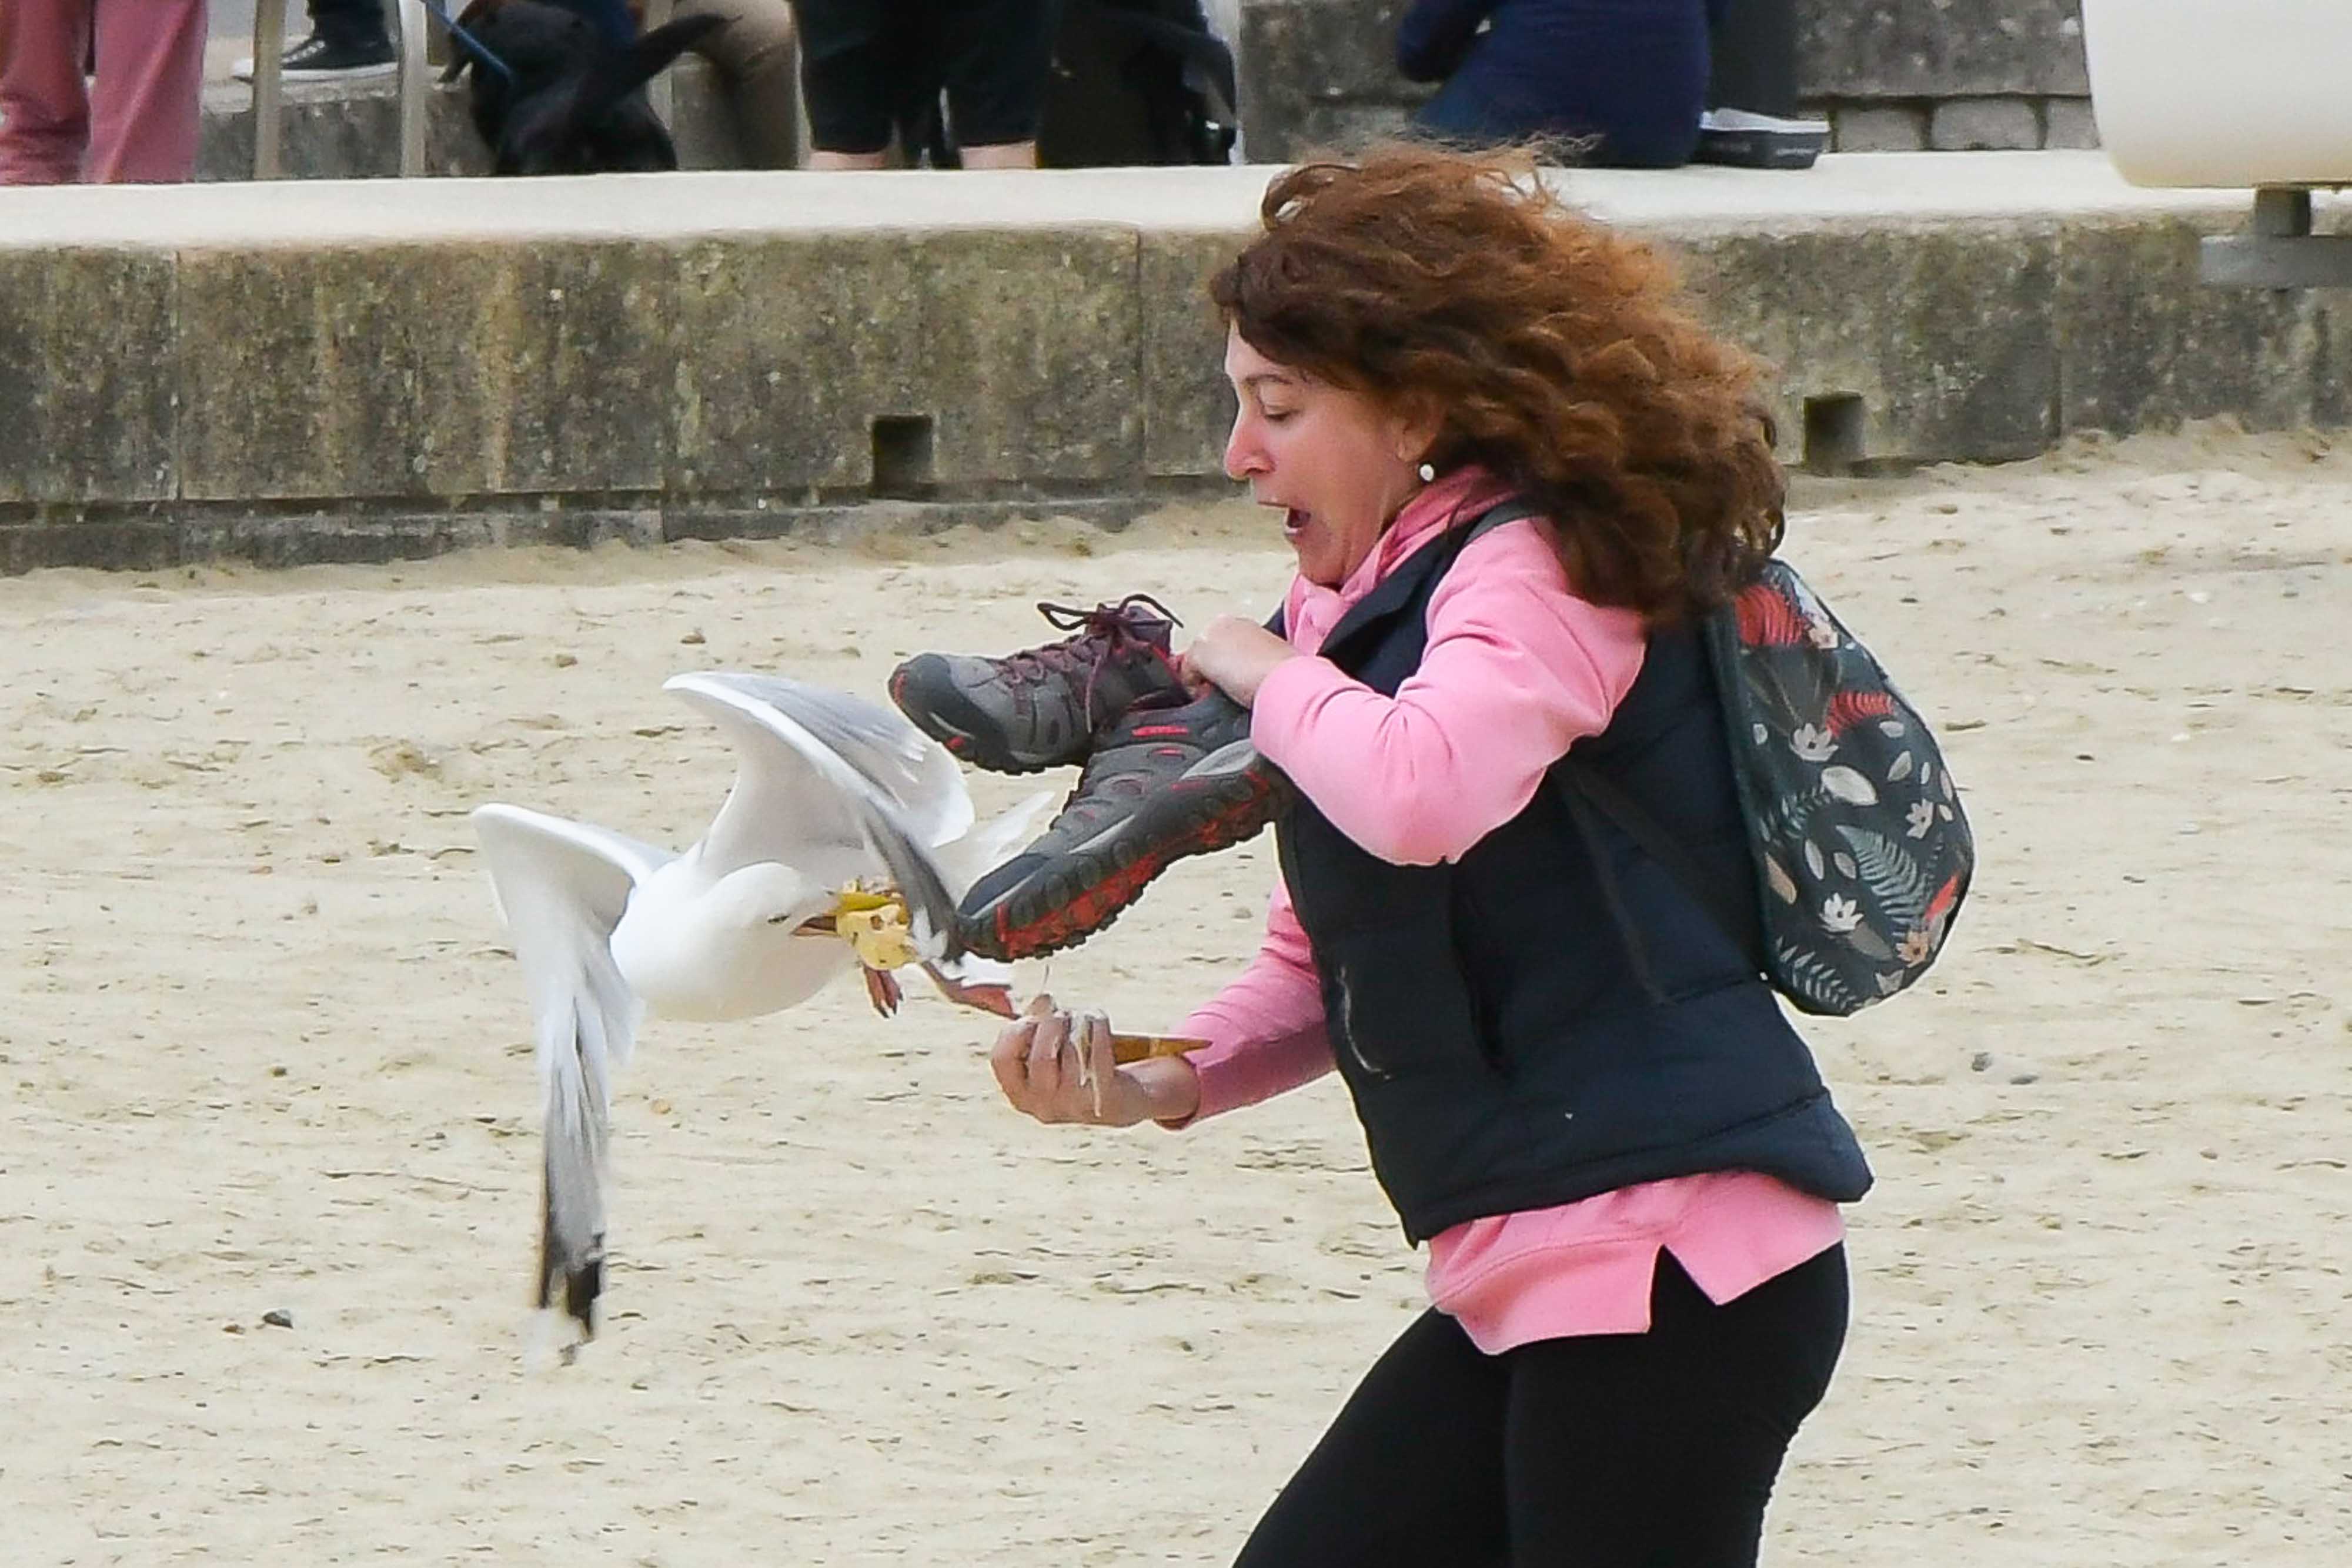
[0,0,208,184]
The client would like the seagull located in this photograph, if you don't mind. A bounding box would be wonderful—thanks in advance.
[470,671,1045,1348]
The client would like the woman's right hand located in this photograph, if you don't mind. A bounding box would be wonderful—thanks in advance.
[988,993,1200,1129]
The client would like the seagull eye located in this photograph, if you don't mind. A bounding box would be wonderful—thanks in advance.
[766,914,797,926]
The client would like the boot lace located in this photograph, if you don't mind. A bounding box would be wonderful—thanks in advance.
[1008,591,1183,700]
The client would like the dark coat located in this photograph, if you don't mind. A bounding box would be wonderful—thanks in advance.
[1274,515,1872,1239]
[1396,0,1717,167]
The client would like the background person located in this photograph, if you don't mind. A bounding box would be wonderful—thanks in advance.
[1396,0,1715,166]
[1,0,209,185]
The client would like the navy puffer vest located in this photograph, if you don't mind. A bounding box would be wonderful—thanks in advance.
[1273,518,1873,1241]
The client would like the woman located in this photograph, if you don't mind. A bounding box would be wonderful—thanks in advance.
[985,146,1870,1566]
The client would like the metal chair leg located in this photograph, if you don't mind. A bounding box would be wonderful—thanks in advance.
[251,0,288,179]
[397,0,431,176]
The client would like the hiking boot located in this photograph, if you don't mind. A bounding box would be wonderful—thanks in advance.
[888,594,1186,774]
[954,688,1296,961]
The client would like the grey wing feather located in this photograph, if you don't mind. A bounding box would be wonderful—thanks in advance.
[669,671,973,852]
[470,803,666,1337]
[664,672,973,962]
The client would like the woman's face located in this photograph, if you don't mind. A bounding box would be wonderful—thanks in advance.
[1222,328,1430,589]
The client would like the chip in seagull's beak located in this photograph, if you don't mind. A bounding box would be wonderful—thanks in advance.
[830,886,921,972]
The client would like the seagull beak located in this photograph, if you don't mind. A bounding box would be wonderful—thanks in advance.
[827,887,921,972]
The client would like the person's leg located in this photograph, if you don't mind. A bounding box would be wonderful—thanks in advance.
[933,0,1056,168]
[1706,0,1798,116]
[0,0,92,185]
[675,0,801,168]
[83,0,205,185]
[796,0,897,167]
[308,0,390,49]
[1502,1246,1850,1567]
[1232,1309,1511,1568]
[232,0,390,79]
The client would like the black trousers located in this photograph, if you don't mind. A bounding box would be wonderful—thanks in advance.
[1705,0,1799,116]
[309,0,390,46]
[1234,1245,1848,1568]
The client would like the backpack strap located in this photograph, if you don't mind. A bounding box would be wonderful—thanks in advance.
[1462,499,1763,978]
[1551,757,1766,975]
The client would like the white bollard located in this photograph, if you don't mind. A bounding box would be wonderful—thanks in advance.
[2083,0,2352,189]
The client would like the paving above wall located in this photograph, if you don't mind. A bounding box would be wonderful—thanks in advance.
[0,155,2335,573]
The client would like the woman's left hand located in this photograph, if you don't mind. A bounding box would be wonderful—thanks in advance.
[1177,616,1297,708]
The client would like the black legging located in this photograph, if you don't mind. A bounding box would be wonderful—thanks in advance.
[309,0,391,48]
[1234,1245,1849,1568]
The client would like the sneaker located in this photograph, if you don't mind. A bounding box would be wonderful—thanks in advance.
[954,688,1295,961]
[232,31,398,83]
[1692,108,1828,170]
[888,594,1186,774]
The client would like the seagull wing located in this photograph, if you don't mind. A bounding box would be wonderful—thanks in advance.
[663,671,974,960]
[470,802,670,1338]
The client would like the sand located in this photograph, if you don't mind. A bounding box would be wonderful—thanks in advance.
[2,427,2347,1566]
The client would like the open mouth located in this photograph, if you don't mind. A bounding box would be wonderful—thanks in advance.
[1281,506,1309,540]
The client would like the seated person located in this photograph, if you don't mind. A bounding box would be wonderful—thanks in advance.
[1395,0,1715,168]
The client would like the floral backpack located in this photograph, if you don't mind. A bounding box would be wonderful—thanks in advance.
[1695,560,1975,1014]
[1466,499,1975,1015]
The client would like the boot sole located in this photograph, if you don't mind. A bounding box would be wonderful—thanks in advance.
[889,661,1087,777]
[958,755,1290,961]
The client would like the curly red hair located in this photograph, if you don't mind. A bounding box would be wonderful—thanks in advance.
[1209,145,1783,623]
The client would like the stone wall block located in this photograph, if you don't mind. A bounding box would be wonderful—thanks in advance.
[669,229,1142,495]
[2055,221,2323,438]
[178,248,428,501]
[1794,0,2089,100]
[1679,222,2062,466]
[908,229,1144,487]
[1142,230,1255,476]
[196,68,737,183]
[197,79,487,183]
[0,249,177,504]
[1930,98,2043,151]
[1238,0,1421,161]
[667,235,926,493]
[2042,98,2100,151]
[1833,106,1929,153]
[178,242,672,502]
[1283,103,1425,157]
[427,241,679,496]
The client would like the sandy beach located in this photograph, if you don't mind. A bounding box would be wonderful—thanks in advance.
[2,427,2347,1565]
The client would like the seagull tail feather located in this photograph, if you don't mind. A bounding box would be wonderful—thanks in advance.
[536,1166,607,1335]
[535,1151,605,1338]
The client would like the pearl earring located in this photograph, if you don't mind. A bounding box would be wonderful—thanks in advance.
[1417,462,1436,483]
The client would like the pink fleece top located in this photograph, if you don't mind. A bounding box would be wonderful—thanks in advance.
[1171,467,1844,1352]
